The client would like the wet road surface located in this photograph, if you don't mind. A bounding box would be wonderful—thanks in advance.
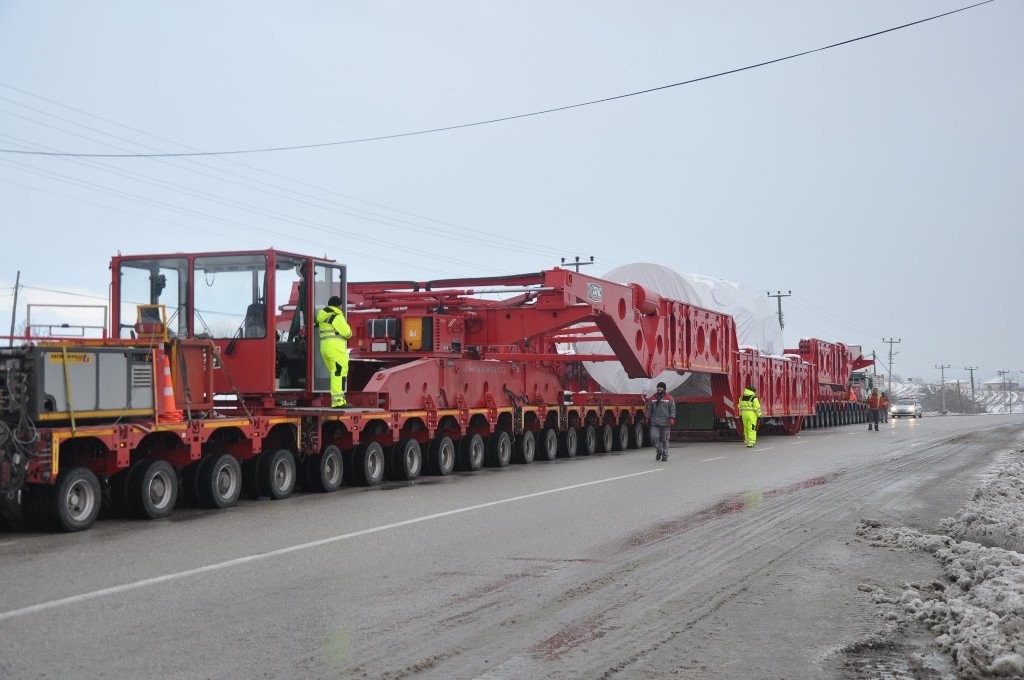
[2,413,1021,679]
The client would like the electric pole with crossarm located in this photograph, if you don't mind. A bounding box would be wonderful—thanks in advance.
[883,338,901,394]
[936,364,950,413]
[964,366,978,400]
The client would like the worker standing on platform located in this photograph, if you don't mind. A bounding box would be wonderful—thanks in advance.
[647,381,676,462]
[739,385,761,448]
[867,388,883,431]
[316,295,352,408]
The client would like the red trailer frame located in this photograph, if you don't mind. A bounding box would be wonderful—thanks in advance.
[0,249,873,532]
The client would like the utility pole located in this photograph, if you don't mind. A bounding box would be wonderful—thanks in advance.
[883,337,901,394]
[936,364,950,413]
[560,256,594,273]
[998,370,1011,412]
[964,366,978,401]
[766,290,791,330]
[7,270,19,347]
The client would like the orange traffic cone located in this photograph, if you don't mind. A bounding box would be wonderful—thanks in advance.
[157,352,184,423]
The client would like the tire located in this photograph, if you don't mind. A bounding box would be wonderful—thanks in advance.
[128,459,178,520]
[21,484,53,530]
[596,424,614,453]
[242,452,267,498]
[259,448,297,500]
[351,442,386,487]
[513,431,535,464]
[49,467,102,532]
[180,457,212,507]
[109,459,147,516]
[457,433,485,471]
[613,423,630,451]
[197,453,242,508]
[0,498,26,532]
[630,421,645,449]
[388,439,422,481]
[559,427,578,458]
[305,445,344,492]
[536,429,559,461]
[425,436,456,476]
[578,425,597,456]
[485,431,512,468]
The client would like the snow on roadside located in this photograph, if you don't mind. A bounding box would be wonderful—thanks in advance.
[856,451,1024,679]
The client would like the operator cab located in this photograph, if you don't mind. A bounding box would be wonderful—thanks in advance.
[110,249,345,406]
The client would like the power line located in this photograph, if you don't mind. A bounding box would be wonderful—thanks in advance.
[786,296,886,339]
[0,176,468,280]
[0,0,997,159]
[0,123,560,262]
[0,153,525,275]
[0,86,619,268]
[0,127,560,264]
[786,295,938,373]
[20,284,107,301]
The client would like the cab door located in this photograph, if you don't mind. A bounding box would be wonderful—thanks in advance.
[311,263,347,395]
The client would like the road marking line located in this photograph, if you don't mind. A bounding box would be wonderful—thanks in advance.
[0,469,659,623]
[755,447,775,451]
[0,541,19,548]
[700,456,725,462]
[793,441,809,445]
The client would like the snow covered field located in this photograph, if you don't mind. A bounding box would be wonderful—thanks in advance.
[857,447,1024,678]
[972,391,1024,415]
[882,379,1023,415]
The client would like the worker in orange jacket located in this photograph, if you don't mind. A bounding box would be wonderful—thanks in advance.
[316,295,352,408]
[867,388,884,431]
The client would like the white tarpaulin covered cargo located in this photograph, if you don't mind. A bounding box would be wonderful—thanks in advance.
[575,263,783,396]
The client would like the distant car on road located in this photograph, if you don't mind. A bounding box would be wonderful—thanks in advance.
[890,398,923,419]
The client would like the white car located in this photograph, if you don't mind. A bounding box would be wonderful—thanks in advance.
[890,398,923,419]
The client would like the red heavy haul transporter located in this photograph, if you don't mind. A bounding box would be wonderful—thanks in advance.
[0,249,872,532]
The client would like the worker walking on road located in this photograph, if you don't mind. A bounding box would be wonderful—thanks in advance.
[739,385,761,448]
[647,381,676,462]
[867,388,884,431]
[316,295,353,408]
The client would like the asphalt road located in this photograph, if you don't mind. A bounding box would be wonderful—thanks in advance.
[2,413,1022,680]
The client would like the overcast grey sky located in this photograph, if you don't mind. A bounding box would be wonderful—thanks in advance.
[0,1,1020,384]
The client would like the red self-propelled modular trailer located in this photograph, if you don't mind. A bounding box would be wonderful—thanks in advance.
[0,249,870,532]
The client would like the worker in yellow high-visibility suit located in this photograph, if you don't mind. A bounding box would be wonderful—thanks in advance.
[739,385,761,448]
[316,295,352,408]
